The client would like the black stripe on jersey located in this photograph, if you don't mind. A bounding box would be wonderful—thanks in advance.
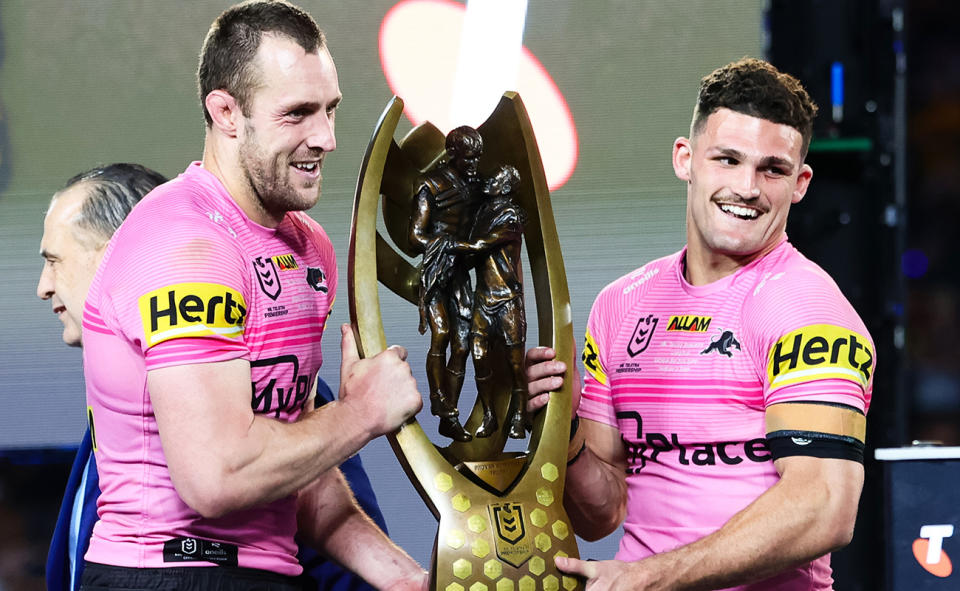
[766,430,864,463]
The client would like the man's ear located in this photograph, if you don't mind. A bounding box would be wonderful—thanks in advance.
[792,163,813,204]
[673,137,693,183]
[205,90,242,138]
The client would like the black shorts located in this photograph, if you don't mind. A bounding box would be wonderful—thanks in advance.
[81,562,307,591]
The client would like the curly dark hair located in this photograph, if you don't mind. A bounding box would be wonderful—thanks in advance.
[691,58,819,157]
[197,0,325,126]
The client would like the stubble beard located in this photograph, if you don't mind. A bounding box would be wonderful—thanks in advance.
[238,125,321,220]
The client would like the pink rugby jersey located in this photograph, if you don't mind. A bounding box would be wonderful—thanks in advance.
[578,238,873,591]
[81,162,337,575]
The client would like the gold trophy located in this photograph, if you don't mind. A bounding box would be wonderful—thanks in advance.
[348,92,580,591]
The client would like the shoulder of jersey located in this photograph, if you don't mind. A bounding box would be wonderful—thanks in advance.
[129,177,212,220]
[288,211,333,249]
[744,246,841,306]
[598,252,676,303]
[131,178,246,243]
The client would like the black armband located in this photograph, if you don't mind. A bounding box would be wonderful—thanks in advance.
[765,402,866,463]
[766,430,864,464]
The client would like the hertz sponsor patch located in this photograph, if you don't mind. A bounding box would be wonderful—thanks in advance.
[667,315,712,332]
[582,329,607,386]
[138,283,247,347]
[272,254,298,270]
[767,324,873,391]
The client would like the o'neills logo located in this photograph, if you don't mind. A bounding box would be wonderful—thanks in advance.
[767,324,873,391]
[488,502,531,567]
[138,283,246,347]
[666,315,712,332]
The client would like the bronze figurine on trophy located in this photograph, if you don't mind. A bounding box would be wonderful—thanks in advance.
[411,126,530,444]
[348,92,581,591]
[450,162,530,441]
[409,126,481,443]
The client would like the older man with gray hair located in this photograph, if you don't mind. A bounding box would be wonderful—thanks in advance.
[39,163,167,591]
[38,163,166,347]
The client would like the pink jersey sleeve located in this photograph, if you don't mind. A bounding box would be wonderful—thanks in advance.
[742,257,874,414]
[580,291,617,427]
[97,182,251,371]
[579,263,665,426]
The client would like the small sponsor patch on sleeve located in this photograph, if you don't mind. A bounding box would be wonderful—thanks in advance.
[138,283,247,347]
[767,324,873,392]
[582,328,608,386]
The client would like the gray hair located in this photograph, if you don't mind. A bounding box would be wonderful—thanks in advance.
[55,163,167,248]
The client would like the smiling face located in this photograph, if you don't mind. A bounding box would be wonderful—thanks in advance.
[235,35,341,225]
[37,184,106,347]
[673,108,812,284]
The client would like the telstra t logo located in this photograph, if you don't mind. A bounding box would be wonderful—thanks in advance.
[913,524,954,577]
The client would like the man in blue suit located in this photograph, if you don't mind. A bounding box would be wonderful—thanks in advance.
[40,164,391,590]
[38,163,168,591]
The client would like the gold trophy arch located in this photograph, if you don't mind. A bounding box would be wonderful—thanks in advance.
[348,92,581,591]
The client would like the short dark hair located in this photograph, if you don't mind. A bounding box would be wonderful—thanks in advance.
[197,0,325,126]
[691,58,819,157]
[59,163,167,248]
[445,125,483,158]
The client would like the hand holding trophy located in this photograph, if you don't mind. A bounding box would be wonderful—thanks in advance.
[348,92,581,591]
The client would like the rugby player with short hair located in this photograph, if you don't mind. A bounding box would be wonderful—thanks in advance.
[78,2,427,589]
[526,58,873,590]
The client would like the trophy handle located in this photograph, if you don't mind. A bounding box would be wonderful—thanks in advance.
[348,96,452,517]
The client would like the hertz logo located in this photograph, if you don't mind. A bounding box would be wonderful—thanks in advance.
[767,324,873,391]
[138,283,247,347]
[666,315,711,332]
[272,254,298,271]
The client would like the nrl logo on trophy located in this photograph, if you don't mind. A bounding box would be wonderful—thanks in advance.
[348,92,580,591]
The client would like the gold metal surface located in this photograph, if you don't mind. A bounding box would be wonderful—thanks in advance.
[348,93,579,590]
[460,456,527,493]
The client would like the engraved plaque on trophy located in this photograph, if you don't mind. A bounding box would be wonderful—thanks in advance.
[348,92,580,591]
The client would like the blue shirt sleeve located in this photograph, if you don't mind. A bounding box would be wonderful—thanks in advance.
[47,429,100,591]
